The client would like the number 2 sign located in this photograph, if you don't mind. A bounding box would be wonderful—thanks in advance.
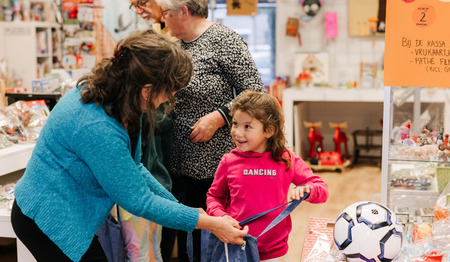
[412,4,436,27]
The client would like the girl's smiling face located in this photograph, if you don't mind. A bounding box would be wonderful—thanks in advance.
[231,109,274,153]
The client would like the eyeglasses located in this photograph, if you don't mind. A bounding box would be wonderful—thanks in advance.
[129,0,149,11]
[161,9,171,19]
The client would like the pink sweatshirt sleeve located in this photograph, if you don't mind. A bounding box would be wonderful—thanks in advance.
[206,155,230,217]
[291,153,329,204]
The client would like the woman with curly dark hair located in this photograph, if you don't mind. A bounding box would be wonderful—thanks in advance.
[10,29,248,262]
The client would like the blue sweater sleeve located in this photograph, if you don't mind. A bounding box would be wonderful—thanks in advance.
[72,120,198,231]
[137,162,177,202]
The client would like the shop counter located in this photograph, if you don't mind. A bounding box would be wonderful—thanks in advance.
[0,143,35,177]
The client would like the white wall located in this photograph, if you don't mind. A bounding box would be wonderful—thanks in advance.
[275,0,385,88]
[276,0,386,157]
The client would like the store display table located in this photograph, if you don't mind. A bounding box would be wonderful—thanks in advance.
[0,143,36,262]
[0,143,35,176]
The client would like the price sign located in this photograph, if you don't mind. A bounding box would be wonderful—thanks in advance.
[384,0,450,87]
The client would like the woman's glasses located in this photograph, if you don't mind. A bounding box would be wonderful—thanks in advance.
[161,9,172,19]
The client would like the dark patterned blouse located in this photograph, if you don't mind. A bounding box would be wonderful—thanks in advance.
[171,23,265,180]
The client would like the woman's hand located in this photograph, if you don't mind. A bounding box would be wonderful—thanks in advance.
[196,213,249,245]
[190,111,225,143]
[197,208,207,214]
[223,214,240,229]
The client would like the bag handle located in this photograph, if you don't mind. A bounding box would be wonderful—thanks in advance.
[238,192,309,238]
[257,192,308,238]
[238,192,309,226]
[187,192,310,261]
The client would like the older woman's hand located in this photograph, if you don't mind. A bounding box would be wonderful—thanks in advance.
[196,213,249,245]
[190,111,225,143]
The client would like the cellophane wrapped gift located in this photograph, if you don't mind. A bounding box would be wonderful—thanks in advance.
[0,100,49,144]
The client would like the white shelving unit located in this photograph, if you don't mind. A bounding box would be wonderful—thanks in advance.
[0,0,62,90]
[0,21,61,90]
[0,143,35,175]
[381,86,450,221]
[0,143,36,262]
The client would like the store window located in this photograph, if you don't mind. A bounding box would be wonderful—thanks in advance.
[208,1,276,87]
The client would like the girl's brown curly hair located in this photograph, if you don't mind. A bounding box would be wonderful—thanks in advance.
[230,91,291,170]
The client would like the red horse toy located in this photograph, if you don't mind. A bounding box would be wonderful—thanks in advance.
[304,121,323,158]
[329,122,349,160]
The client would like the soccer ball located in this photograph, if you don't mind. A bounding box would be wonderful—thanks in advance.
[333,201,403,262]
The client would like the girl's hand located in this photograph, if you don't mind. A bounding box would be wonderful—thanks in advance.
[291,185,310,200]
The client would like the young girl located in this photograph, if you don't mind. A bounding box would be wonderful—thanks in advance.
[206,91,329,261]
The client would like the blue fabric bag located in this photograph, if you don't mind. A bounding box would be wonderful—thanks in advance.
[96,205,125,262]
[199,231,259,262]
[189,193,309,262]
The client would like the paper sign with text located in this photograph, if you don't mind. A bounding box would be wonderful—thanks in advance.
[384,0,450,88]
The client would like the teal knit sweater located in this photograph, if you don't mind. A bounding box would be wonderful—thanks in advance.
[14,87,199,262]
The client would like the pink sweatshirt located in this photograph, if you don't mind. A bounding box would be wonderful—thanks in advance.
[206,149,329,260]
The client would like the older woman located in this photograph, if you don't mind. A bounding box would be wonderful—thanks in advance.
[155,0,265,261]
[129,0,177,40]
[11,30,248,262]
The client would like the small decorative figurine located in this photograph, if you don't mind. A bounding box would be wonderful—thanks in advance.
[437,127,444,142]
[400,122,410,140]
[418,126,432,146]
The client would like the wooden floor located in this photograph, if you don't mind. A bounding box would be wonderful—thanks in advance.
[287,165,382,261]
[0,165,381,262]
